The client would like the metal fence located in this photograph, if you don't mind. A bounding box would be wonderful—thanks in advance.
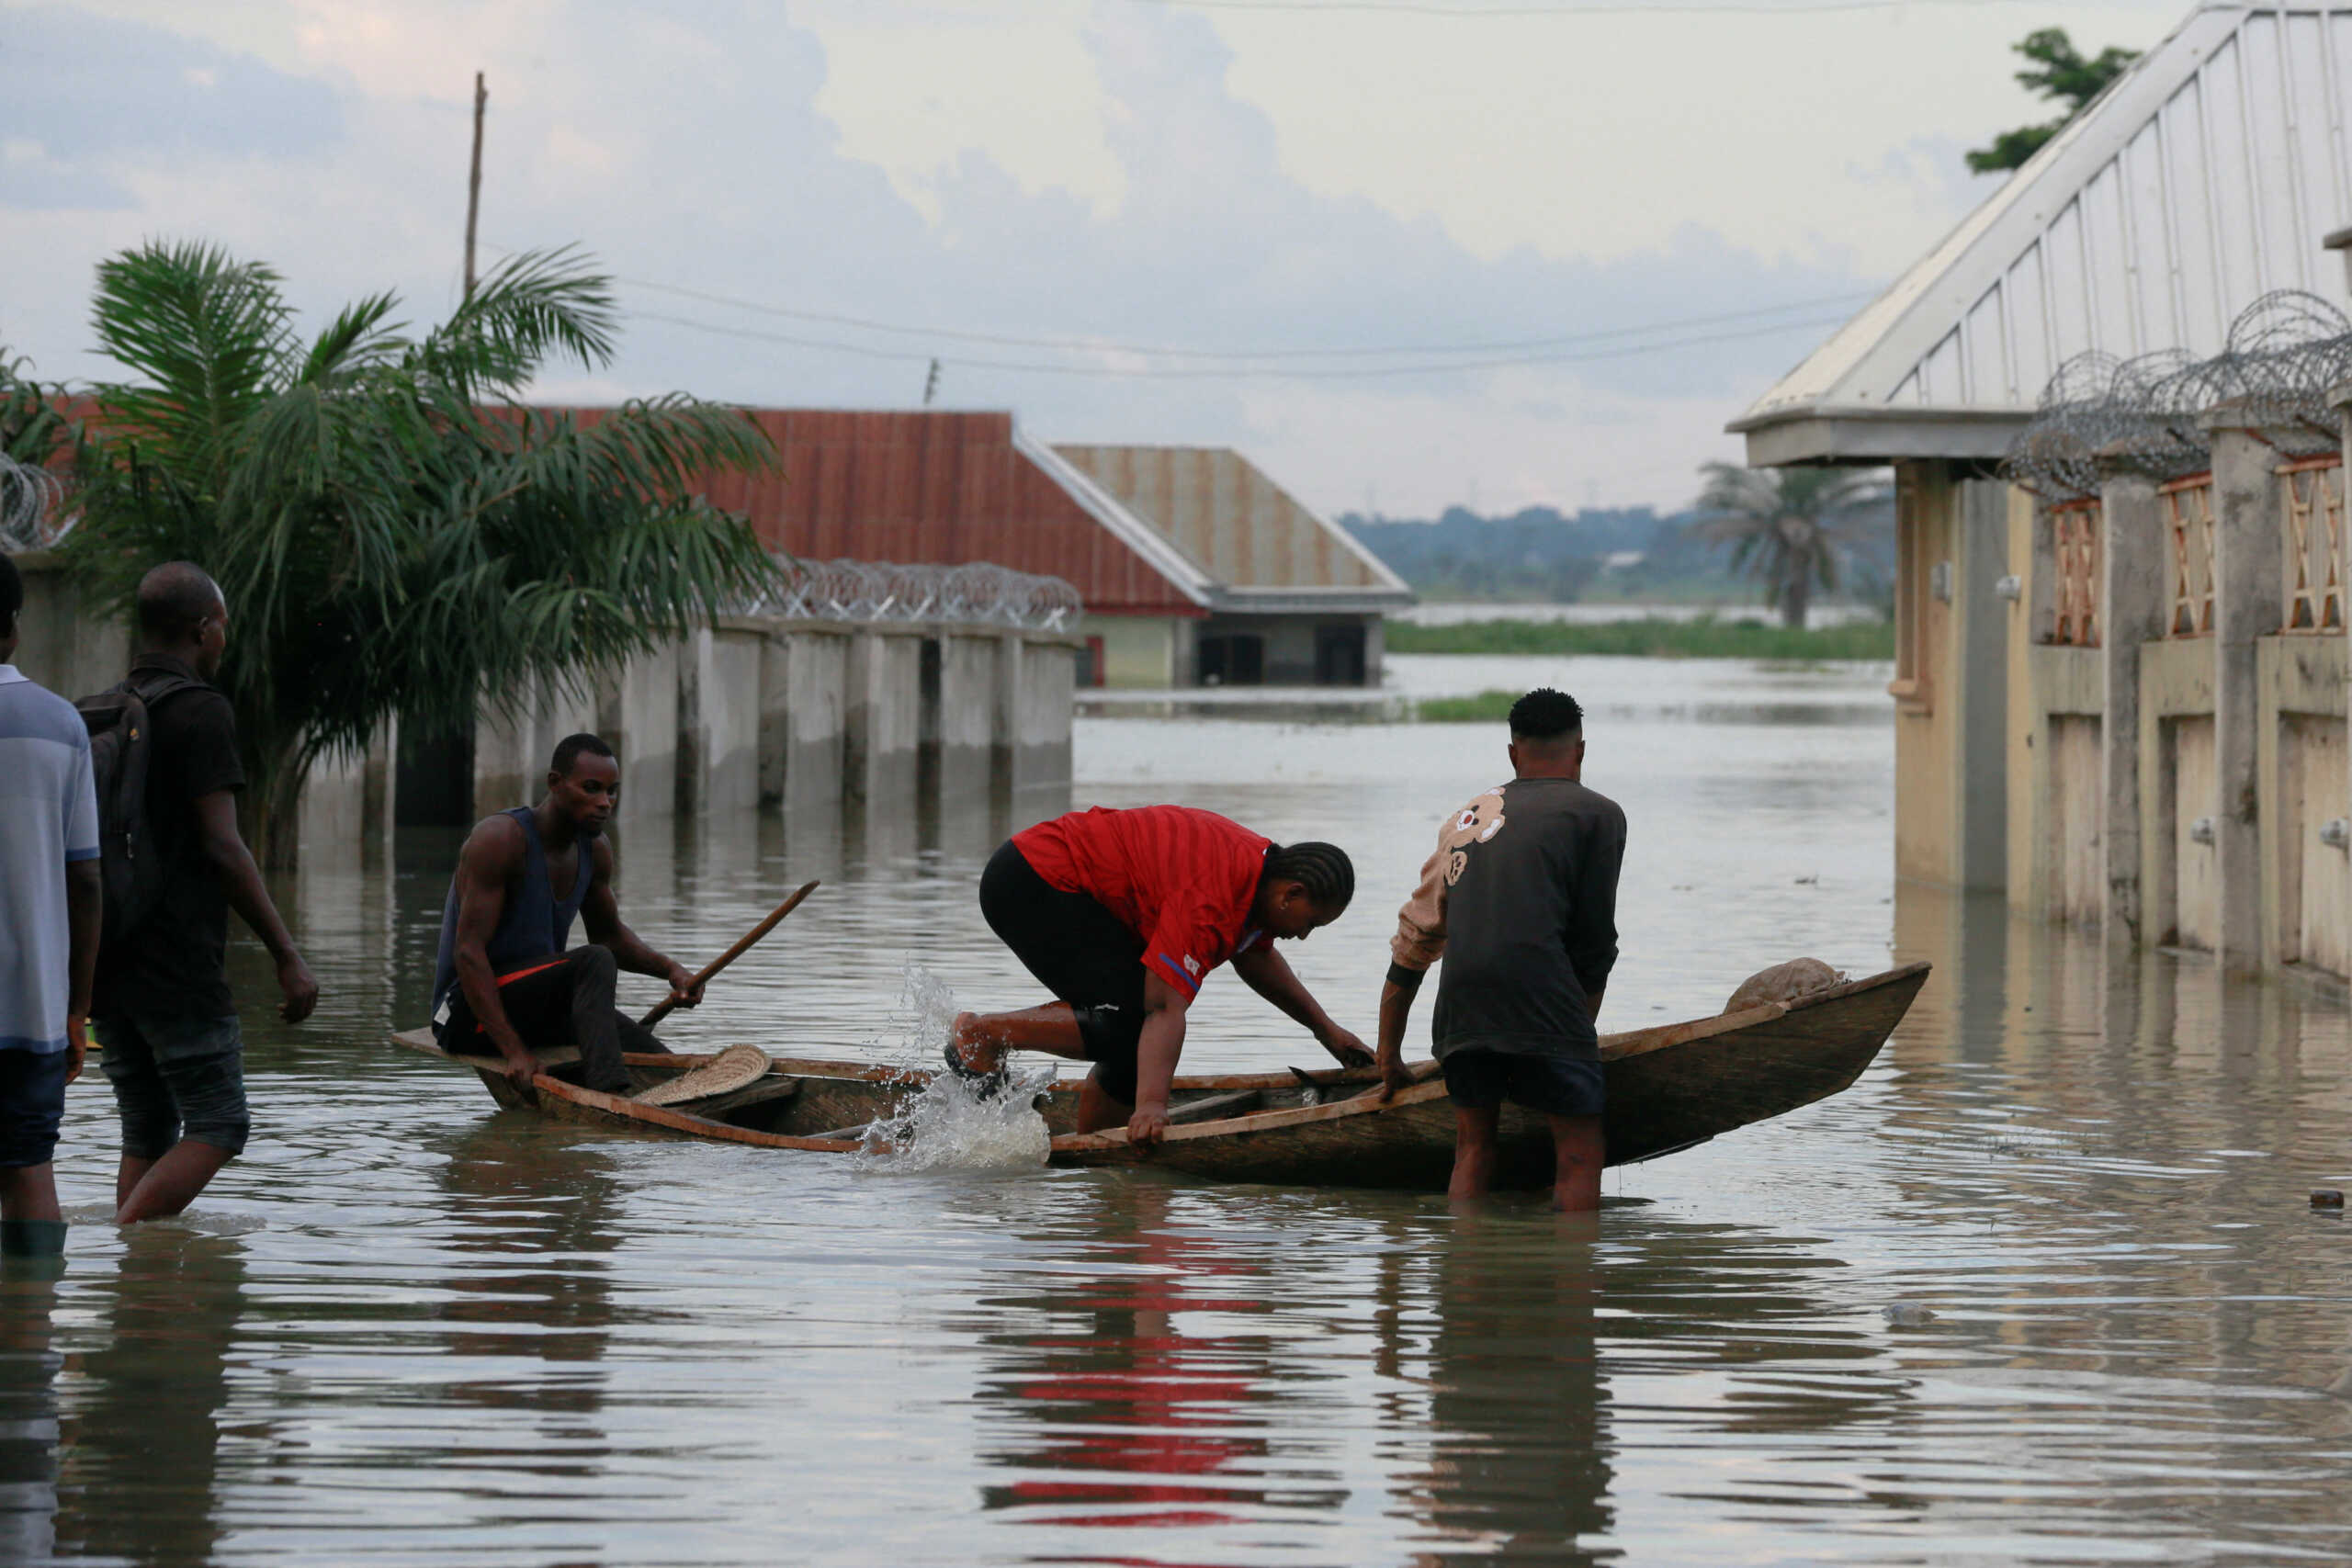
[744,558,1082,631]
[0,453,73,552]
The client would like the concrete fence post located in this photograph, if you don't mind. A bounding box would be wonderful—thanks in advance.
[2205,408,2286,974]
[2098,467,2164,943]
[847,626,920,807]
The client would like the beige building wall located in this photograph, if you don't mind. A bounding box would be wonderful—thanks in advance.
[1084,614,1182,688]
[2002,487,2106,923]
[1891,463,2010,889]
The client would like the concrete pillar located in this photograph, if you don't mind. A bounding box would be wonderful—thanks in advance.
[932,632,1001,806]
[2098,468,2165,943]
[1953,476,2013,891]
[847,627,920,807]
[2206,408,2286,974]
[596,643,679,825]
[1006,632,1077,797]
[677,623,763,816]
[778,627,849,815]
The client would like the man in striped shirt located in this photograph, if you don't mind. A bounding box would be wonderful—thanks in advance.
[0,554,102,1261]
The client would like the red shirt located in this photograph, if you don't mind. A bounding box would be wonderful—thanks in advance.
[1012,806,1271,999]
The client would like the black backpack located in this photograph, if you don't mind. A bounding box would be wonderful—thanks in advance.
[76,671,200,945]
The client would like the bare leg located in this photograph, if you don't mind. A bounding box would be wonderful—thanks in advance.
[1449,1103,1501,1204]
[0,1166,62,1225]
[950,1002,1088,1075]
[115,1140,234,1224]
[1074,1067,1131,1134]
[1547,1114,1605,1213]
[115,1155,153,1211]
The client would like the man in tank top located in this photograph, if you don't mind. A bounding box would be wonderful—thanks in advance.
[1374,689,1625,1212]
[431,733,703,1100]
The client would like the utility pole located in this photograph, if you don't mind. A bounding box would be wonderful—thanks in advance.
[922,357,942,406]
[462,71,487,299]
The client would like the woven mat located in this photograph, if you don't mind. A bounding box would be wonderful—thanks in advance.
[633,1043,775,1106]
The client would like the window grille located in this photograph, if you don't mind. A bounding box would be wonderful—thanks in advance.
[2278,456,2344,633]
[2160,475,2215,638]
[2051,500,2101,647]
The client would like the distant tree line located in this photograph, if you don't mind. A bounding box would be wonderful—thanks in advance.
[1341,492,1894,616]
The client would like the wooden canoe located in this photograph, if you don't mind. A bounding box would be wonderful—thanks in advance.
[390,962,1927,1190]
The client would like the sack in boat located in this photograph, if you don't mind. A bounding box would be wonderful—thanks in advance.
[1724,958,1846,1014]
[633,1043,774,1106]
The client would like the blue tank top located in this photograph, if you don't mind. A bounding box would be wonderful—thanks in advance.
[431,807,593,1021]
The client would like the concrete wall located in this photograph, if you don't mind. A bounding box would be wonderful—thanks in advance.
[475,676,600,818]
[999,631,1078,796]
[8,552,130,703]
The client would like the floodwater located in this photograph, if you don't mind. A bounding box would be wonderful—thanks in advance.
[8,653,2352,1566]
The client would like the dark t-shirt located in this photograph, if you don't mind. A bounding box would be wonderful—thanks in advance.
[1392,776,1625,1061]
[91,654,245,1021]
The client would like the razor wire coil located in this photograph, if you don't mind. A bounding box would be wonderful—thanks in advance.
[743,558,1081,630]
[2005,291,2352,500]
[0,453,74,552]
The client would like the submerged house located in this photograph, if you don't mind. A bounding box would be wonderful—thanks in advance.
[1732,2,2352,976]
[693,413,1410,690]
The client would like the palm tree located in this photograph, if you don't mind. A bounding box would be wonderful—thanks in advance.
[54,241,783,865]
[1690,463,1889,631]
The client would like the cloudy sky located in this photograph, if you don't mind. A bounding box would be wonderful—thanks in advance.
[4,0,2189,514]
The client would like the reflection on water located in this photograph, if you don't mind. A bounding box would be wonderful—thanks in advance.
[13,661,2352,1563]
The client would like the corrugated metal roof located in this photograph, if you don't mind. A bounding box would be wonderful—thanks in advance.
[1735,3,2352,464]
[1052,445,1414,608]
[685,409,1209,615]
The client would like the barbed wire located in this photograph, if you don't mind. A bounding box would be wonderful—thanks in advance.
[0,453,74,552]
[743,558,1082,630]
[2005,291,2352,499]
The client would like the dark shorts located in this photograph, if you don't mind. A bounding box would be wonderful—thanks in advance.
[93,1014,249,1160]
[1442,1049,1605,1119]
[0,1050,71,1168]
[979,840,1147,1105]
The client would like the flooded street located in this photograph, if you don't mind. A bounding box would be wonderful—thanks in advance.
[10,654,2352,1565]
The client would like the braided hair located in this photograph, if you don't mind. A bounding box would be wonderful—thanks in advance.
[1264,840,1355,911]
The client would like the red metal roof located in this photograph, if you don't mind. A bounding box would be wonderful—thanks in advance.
[692,409,1203,616]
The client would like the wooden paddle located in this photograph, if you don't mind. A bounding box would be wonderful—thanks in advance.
[638,880,820,1029]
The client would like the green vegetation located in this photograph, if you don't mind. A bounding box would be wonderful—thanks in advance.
[1388,615,1894,662]
[1966,28,2140,174]
[48,241,782,864]
[1692,463,1888,629]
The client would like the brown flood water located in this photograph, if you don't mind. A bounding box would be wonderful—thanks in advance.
[5,654,2351,1565]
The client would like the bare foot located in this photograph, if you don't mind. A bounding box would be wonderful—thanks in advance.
[949,1013,1005,1076]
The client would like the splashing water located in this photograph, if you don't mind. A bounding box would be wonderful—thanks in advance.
[851,966,1056,1174]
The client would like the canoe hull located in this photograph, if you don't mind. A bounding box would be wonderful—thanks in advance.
[389,962,1928,1191]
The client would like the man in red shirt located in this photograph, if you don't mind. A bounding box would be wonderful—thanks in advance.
[947,806,1370,1146]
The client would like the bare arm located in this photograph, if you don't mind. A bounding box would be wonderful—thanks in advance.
[577,840,700,1008]
[192,790,317,1023]
[1231,944,1369,1066]
[1374,975,1419,1101]
[1375,824,1453,1099]
[1125,970,1192,1148]
[448,816,537,1089]
[64,859,100,1082]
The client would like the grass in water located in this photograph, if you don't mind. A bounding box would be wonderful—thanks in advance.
[1388,615,1894,661]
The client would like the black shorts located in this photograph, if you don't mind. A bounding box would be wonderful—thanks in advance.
[1441,1049,1605,1119]
[979,840,1147,1104]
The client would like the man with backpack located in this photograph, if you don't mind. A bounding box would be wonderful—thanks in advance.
[0,553,102,1263]
[85,562,317,1224]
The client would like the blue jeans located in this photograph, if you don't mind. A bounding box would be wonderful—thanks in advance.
[0,1049,70,1168]
[93,1015,249,1160]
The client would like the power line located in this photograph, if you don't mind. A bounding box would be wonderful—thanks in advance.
[612,273,1875,362]
[483,242,1876,363]
[1118,0,2027,16]
[630,305,1857,378]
